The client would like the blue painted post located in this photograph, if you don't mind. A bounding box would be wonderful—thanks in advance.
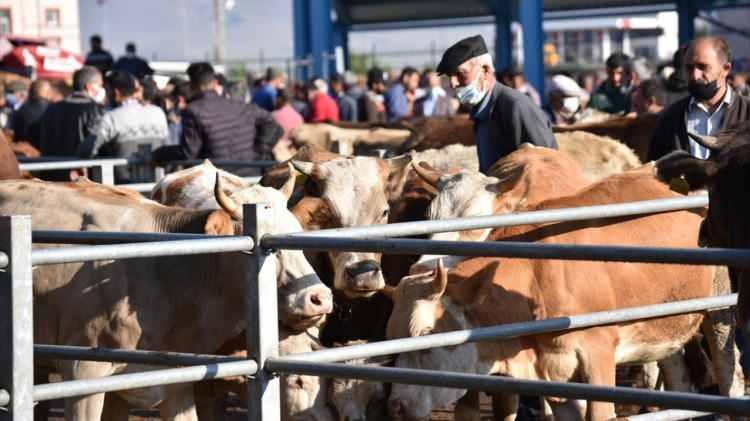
[678,0,697,46]
[293,0,310,81]
[494,0,513,71]
[308,0,333,78]
[519,0,545,99]
[332,22,350,73]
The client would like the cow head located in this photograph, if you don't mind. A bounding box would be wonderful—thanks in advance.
[328,344,388,421]
[214,174,333,331]
[385,261,478,421]
[292,156,411,298]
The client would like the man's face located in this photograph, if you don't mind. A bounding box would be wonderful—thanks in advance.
[607,66,625,87]
[685,41,730,89]
[91,40,101,51]
[511,74,525,89]
[427,72,440,88]
[403,73,420,91]
[331,81,343,94]
[450,60,478,89]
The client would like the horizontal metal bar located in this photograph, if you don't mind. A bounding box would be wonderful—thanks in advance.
[34,345,243,366]
[30,359,258,403]
[264,361,750,416]
[277,294,736,363]
[31,237,254,266]
[262,236,750,268]
[19,158,131,171]
[287,196,709,239]
[116,176,261,193]
[32,230,226,245]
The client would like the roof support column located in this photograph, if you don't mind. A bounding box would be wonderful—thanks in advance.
[293,0,311,81]
[677,0,697,46]
[309,0,334,79]
[519,0,545,97]
[494,0,513,71]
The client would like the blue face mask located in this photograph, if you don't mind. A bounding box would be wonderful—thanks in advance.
[456,72,486,106]
[4,94,16,109]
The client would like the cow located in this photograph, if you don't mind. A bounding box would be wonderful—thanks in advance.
[290,123,412,156]
[151,159,253,209]
[655,127,750,340]
[0,178,332,421]
[385,171,717,421]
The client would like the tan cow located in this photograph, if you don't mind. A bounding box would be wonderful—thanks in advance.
[386,172,715,421]
[0,178,331,421]
[291,123,412,156]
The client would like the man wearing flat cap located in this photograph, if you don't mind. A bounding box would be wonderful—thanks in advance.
[438,35,557,173]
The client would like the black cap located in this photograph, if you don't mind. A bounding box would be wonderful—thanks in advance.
[437,35,489,75]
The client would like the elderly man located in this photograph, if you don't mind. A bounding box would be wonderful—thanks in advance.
[648,36,750,161]
[437,35,557,173]
[544,74,592,125]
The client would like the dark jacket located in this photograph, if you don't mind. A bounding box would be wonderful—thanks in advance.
[85,49,114,74]
[113,55,154,79]
[12,98,49,149]
[647,89,750,161]
[153,91,282,176]
[477,82,558,171]
[358,93,386,123]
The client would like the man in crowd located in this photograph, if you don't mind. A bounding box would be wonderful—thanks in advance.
[544,74,592,126]
[252,67,286,112]
[437,35,557,174]
[272,89,304,161]
[648,36,750,161]
[0,84,14,130]
[78,71,168,183]
[414,68,455,117]
[12,79,53,149]
[589,52,634,114]
[359,67,387,123]
[307,78,339,123]
[113,42,154,79]
[84,35,114,75]
[39,66,106,180]
[4,80,28,111]
[385,66,420,121]
[631,79,666,115]
[152,62,282,176]
[329,73,358,122]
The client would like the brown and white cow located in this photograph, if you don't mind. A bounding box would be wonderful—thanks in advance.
[0,178,331,421]
[386,172,715,421]
[151,159,253,209]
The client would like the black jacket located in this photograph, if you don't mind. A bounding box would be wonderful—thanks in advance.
[647,88,750,161]
[12,98,49,149]
[153,91,282,176]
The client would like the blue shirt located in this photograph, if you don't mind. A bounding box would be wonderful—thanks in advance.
[685,87,732,159]
[252,84,277,112]
[470,90,495,174]
[385,84,408,122]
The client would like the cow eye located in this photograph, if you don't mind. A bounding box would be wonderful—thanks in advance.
[382,209,390,219]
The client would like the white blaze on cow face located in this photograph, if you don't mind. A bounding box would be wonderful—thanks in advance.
[385,263,480,421]
[293,157,401,297]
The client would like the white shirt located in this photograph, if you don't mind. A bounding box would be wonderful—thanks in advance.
[685,87,732,159]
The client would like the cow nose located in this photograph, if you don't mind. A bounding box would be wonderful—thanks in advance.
[304,290,333,315]
[345,260,381,279]
[388,399,405,418]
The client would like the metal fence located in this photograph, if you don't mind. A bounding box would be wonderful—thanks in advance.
[2,196,750,420]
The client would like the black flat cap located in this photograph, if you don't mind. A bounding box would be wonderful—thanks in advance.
[437,35,489,75]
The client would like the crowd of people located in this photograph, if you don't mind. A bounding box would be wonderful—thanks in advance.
[0,32,745,184]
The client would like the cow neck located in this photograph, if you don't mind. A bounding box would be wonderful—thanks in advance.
[151,206,222,234]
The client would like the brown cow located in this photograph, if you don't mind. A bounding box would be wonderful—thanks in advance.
[386,172,715,421]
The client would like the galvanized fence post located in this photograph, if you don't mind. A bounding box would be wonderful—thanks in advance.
[244,204,280,421]
[100,162,115,185]
[0,216,34,420]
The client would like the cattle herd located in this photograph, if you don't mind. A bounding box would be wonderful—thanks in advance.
[1,115,750,421]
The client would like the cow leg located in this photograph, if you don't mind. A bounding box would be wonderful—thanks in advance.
[548,399,584,421]
[100,393,130,421]
[158,383,198,421]
[194,381,224,421]
[454,390,480,421]
[62,361,113,421]
[580,339,617,421]
[657,351,693,392]
[641,361,661,390]
[491,393,518,421]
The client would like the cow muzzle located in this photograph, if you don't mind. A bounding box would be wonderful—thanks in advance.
[343,259,384,298]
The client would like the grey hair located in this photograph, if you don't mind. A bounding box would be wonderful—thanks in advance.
[472,53,495,73]
[72,66,102,91]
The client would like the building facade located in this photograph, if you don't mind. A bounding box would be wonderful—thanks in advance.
[0,0,81,54]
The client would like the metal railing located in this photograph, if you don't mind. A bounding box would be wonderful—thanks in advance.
[1,196,750,420]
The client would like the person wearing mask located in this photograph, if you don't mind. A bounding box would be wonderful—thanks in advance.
[4,80,28,112]
[12,79,53,149]
[385,66,420,122]
[631,79,667,115]
[329,73,358,122]
[0,84,13,130]
[544,74,591,126]
[359,68,387,123]
[307,78,340,123]
[648,36,750,161]
[589,52,634,114]
[252,67,286,112]
[414,69,455,117]
[85,35,115,75]
[152,62,282,176]
[113,42,154,79]
[437,35,557,174]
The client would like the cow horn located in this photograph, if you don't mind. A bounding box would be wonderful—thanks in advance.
[413,161,442,188]
[432,259,448,296]
[687,131,720,151]
[214,173,243,221]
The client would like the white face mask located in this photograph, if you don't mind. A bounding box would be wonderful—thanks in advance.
[561,96,580,114]
[455,70,487,106]
[93,86,106,104]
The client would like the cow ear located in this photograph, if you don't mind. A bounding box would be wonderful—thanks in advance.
[656,151,719,191]
[204,210,235,235]
[413,161,444,188]
[292,160,330,180]
[432,259,448,297]
[279,163,297,201]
